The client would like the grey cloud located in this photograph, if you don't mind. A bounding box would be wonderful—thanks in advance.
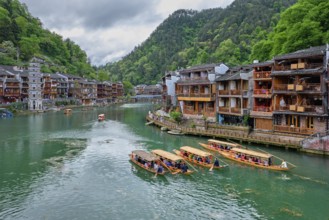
[21,0,159,30]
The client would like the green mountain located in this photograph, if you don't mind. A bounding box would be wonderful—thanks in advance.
[251,0,329,61]
[104,0,297,85]
[0,0,95,77]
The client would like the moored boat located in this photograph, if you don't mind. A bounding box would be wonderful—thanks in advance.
[151,149,193,175]
[173,146,225,169]
[129,150,165,175]
[64,108,72,114]
[167,129,183,135]
[98,114,105,121]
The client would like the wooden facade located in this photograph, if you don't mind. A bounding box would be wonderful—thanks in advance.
[251,61,274,131]
[271,45,328,135]
[216,65,252,125]
[176,64,219,119]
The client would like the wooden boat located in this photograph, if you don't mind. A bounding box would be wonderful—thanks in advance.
[199,139,240,154]
[129,150,165,175]
[199,139,293,171]
[173,146,225,169]
[167,129,183,135]
[221,147,292,171]
[151,149,193,175]
[98,114,105,121]
[64,108,72,114]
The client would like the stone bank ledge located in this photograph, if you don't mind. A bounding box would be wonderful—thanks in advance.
[146,115,303,150]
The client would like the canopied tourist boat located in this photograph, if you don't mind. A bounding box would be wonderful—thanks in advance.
[129,150,165,175]
[173,146,225,169]
[199,139,241,153]
[98,114,105,121]
[199,139,294,171]
[151,149,194,175]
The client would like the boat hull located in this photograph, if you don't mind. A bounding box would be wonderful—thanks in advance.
[199,142,290,171]
[129,154,165,175]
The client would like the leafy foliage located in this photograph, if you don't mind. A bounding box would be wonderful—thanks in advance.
[170,111,182,123]
[103,0,297,85]
[251,0,329,60]
[0,0,97,78]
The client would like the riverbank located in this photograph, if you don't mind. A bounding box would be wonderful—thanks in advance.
[146,115,329,156]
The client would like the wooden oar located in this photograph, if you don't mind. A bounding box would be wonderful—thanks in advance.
[160,160,179,175]
[257,148,297,168]
[209,163,215,171]
[172,150,198,172]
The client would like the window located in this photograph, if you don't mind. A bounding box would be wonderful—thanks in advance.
[306,117,314,129]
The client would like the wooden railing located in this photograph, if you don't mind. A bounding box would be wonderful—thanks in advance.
[177,93,215,98]
[253,106,272,112]
[254,89,271,95]
[218,90,229,95]
[274,125,314,135]
[231,107,241,114]
[218,107,230,112]
[274,105,289,111]
[296,83,321,92]
[230,90,241,95]
[253,71,271,79]
[4,92,20,96]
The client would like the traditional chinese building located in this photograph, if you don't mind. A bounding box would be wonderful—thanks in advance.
[28,60,43,111]
[216,65,253,125]
[271,45,329,135]
[250,61,274,131]
[176,64,228,120]
[162,71,180,111]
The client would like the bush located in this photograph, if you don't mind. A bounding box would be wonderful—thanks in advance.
[169,111,182,123]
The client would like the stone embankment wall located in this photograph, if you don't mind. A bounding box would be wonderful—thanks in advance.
[301,135,329,155]
[146,115,302,149]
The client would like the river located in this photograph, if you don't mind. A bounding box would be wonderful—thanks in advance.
[0,103,328,220]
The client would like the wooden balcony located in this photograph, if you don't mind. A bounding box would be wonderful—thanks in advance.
[296,105,323,114]
[274,105,289,111]
[273,84,289,91]
[4,92,20,97]
[218,90,229,95]
[296,83,321,92]
[231,107,241,114]
[218,107,230,113]
[177,93,215,101]
[230,90,241,95]
[254,89,271,96]
[274,125,314,135]
[253,106,272,112]
[253,71,271,79]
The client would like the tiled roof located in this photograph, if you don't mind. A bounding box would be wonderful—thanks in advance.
[274,45,327,60]
[251,60,274,68]
[216,72,242,81]
[179,63,218,74]
[176,78,211,85]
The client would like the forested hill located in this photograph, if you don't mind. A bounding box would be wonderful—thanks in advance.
[103,0,297,85]
[0,0,95,77]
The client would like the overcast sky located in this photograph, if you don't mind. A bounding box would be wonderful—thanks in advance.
[20,0,234,66]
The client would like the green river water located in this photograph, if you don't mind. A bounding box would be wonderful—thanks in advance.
[0,103,328,220]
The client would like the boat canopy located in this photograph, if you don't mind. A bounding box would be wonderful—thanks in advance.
[180,146,211,157]
[152,149,183,162]
[231,147,272,159]
[207,139,239,147]
[132,150,159,162]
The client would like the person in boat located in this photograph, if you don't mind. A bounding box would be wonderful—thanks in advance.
[183,151,188,157]
[165,160,172,167]
[181,163,188,173]
[280,161,288,168]
[153,162,158,171]
[206,157,211,164]
[134,154,138,161]
[214,158,220,167]
[157,165,164,174]
[176,161,181,169]
[144,162,149,168]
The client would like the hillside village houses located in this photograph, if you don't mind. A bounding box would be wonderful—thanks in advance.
[0,59,124,110]
[162,45,329,138]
